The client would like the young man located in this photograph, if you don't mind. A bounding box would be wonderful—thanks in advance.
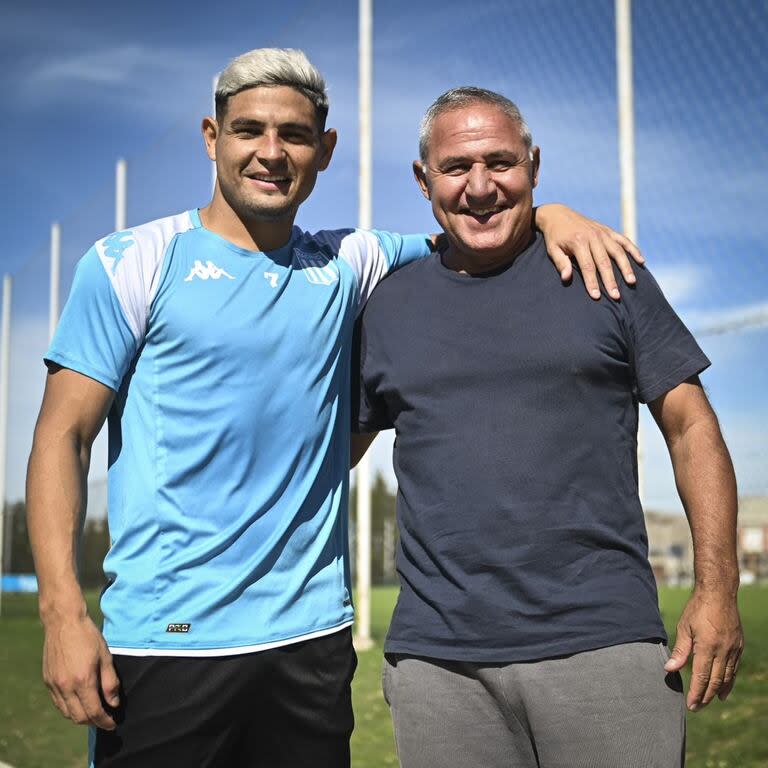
[353,87,743,768]
[28,51,642,766]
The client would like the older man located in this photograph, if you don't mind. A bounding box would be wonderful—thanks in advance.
[352,87,743,767]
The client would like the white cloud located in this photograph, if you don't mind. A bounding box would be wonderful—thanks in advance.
[30,45,149,86]
[681,300,768,337]
[16,42,217,120]
[28,44,210,88]
[651,263,708,304]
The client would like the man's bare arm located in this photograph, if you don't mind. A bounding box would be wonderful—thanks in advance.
[27,365,120,730]
[648,376,743,711]
[533,203,644,300]
[351,432,378,468]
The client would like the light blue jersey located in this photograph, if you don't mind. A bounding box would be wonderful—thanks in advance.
[46,209,431,655]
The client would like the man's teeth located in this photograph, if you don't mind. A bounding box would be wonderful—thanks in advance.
[466,207,501,216]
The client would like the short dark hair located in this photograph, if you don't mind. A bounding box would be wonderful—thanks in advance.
[419,86,532,162]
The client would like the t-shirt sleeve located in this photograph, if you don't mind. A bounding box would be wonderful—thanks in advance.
[45,245,145,391]
[338,229,432,314]
[621,265,711,403]
[351,314,394,434]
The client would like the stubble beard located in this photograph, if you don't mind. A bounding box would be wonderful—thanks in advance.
[221,181,296,224]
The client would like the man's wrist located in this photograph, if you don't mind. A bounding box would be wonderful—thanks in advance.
[38,587,88,626]
[531,203,566,233]
[693,572,740,599]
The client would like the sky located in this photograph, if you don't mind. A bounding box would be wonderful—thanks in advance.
[1,0,766,512]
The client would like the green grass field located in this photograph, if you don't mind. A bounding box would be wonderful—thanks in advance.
[1,587,766,767]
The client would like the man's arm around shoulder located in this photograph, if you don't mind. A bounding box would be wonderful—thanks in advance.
[649,376,744,711]
[27,365,120,730]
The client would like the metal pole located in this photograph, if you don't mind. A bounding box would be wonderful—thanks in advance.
[354,0,374,651]
[49,222,61,343]
[0,275,12,616]
[616,0,637,245]
[212,74,219,194]
[616,0,644,506]
[115,158,127,232]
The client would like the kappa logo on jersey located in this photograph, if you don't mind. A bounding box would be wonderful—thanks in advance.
[264,271,279,288]
[101,231,135,275]
[295,250,339,286]
[184,260,235,282]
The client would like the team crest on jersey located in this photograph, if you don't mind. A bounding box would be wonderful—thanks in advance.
[100,231,135,275]
[295,250,339,286]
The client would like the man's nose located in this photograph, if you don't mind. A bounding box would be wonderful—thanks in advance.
[465,165,494,201]
[256,133,285,162]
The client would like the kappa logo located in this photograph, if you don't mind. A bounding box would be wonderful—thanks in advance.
[184,260,235,282]
[295,250,339,286]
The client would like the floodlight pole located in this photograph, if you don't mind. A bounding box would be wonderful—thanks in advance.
[212,74,219,193]
[354,0,375,651]
[616,0,644,506]
[0,275,12,616]
[116,158,127,231]
[49,222,61,342]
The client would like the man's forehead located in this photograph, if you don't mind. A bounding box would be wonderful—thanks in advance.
[225,85,317,123]
[429,105,527,157]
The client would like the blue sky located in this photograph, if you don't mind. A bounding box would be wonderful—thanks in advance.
[1,0,766,510]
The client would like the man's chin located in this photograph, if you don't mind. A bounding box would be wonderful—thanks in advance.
[454,236,509,258]
[240,202,296,222]
[250,208,293,222]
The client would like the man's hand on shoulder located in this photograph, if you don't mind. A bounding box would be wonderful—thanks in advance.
[41,607,120,730]
[533,203,644,300]
[664,587,744,710]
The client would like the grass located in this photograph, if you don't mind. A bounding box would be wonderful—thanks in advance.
[1,587,766,767]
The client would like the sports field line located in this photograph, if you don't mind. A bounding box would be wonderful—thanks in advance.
[0,761,15,768]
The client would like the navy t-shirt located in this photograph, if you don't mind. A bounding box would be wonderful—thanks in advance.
[353,232,710,662]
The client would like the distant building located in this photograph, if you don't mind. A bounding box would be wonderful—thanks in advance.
[645,510,694,586]
[645,496,768,586]
[737,496,768,584]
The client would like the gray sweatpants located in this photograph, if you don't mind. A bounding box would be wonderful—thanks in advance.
[383,642,685,768]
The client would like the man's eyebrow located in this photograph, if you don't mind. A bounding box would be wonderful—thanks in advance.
[278,122,318,135]
[227,118,265,130]
[435,150,523,167]
[484,150,523,160]
[435,154,471,167]
[227,118,317,135]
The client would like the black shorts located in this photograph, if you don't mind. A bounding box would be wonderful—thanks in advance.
[92,627,357,767]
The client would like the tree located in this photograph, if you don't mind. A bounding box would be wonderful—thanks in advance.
[2,500,109,589]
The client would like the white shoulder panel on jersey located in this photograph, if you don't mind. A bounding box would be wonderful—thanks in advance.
[336,229,390,313]
[94,210,195,341]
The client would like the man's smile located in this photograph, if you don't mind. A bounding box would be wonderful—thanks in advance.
[245,173,292,191]
[460,205,506,223]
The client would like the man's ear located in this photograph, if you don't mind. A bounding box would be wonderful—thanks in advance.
[202,117,218,162]
[530,146,541,188]
[318,128,338,171]
[413,161,431,200]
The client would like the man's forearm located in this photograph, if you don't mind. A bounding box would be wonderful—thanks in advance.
[27,427,91,623]
[667,415,739,592]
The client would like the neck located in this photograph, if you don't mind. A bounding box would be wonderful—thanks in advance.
[442,228,535,275]
[199,192,295,252]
